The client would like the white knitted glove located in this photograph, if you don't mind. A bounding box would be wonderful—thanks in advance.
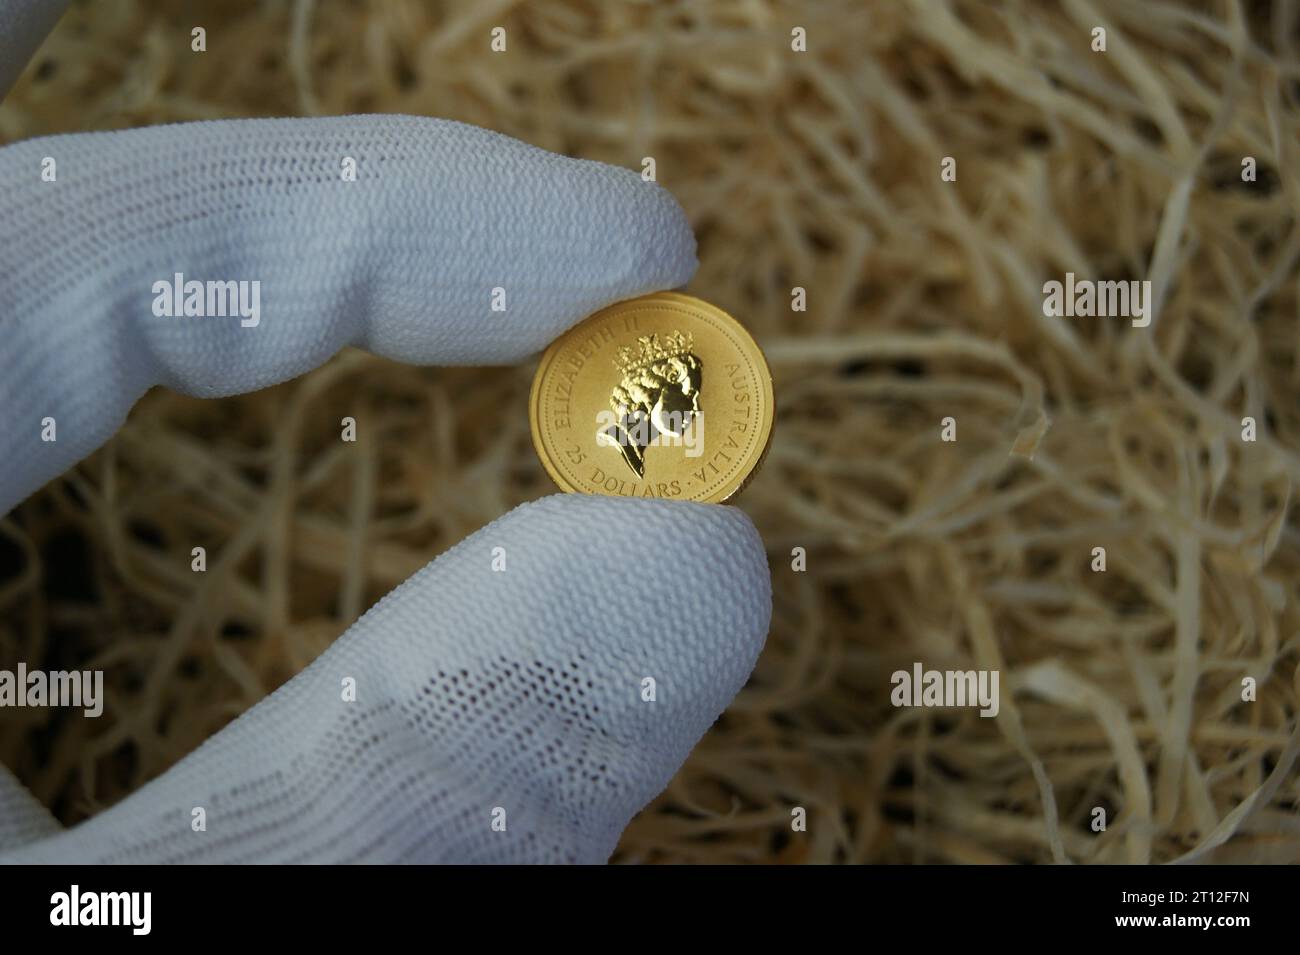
[0,9,771,863]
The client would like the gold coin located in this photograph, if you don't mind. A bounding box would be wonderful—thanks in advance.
[529,291,774,504]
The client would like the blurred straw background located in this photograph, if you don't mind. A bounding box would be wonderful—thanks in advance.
[1,0,1299,863]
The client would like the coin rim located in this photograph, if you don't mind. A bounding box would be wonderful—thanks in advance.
[528,291,774,505]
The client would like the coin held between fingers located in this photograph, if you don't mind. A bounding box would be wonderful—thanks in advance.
[530,292,774,504]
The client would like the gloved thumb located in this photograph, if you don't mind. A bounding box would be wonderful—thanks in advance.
[0,493,770,863]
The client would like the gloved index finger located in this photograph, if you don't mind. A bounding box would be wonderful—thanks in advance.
[0,113,697,515]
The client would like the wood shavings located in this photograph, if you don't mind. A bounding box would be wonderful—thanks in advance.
[0,0,1297,864]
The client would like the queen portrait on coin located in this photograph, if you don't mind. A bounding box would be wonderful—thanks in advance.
[599,332,703,478]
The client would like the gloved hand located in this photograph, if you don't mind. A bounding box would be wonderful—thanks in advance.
[0,2,770,863]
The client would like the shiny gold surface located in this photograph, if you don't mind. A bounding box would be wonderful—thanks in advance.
[530,292,774,504]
